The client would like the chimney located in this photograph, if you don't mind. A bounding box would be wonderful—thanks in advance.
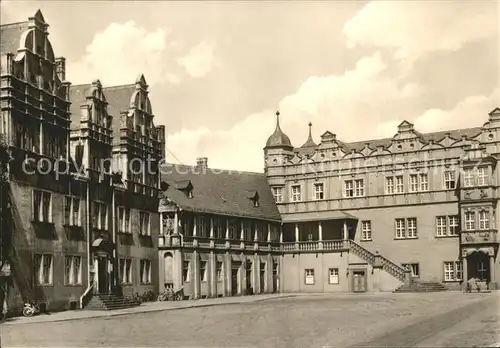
[55,57,66,81]
[196,157,208,170]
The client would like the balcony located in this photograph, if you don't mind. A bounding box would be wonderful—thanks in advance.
[461,230,498,245]
[158,235,282,252]
[282,240,347,253]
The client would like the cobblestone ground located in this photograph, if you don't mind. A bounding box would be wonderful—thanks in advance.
[1,292,499,348]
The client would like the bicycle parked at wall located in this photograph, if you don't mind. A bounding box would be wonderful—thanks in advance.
[22,301,40,317]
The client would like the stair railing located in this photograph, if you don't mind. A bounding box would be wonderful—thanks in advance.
[80,281,96,309]
[348,240,406,282]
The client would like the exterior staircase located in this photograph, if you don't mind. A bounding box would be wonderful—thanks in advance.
[394,281,448,293]
[348,240,406,282]
[84,294,140,311]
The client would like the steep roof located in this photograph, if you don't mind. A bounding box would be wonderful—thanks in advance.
[103,84,135,145]
[161,164,282,222]
[69,84,92,129]
[0,21,29,55]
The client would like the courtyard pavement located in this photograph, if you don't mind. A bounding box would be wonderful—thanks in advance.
[1,291,499,347]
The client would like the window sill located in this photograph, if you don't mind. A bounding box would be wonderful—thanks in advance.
[36,284,54,287]
[394,237,418,240]
[64,283,84,287]
[327,283,340,285]
[121,283,133,286]
[140,282,152,285]
[435,235,459,239]
[360,239,372,242]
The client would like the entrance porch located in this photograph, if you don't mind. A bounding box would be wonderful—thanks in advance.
[90,237,118,295]
[462,246,497,290]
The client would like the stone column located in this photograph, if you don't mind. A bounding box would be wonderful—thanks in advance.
[318,221,323,249]
[372,251,382,292]
[463,254,468,282]
[209,251,216,297]
[490,254,496,289]
[343,220,348,240]
[254,257,260,294]
[193,251,200,299]
[225,252,231,296]
[295,224,299,241]
[173,249,183,290]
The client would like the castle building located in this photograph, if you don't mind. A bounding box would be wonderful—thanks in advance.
[0,11,165,314]
[158,159,281,298]
[264,110,499,292]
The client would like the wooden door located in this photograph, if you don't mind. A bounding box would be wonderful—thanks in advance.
[353,271,366,293]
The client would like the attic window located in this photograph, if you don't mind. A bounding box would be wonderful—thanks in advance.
[246,190,260,207]
[175,180,193,198]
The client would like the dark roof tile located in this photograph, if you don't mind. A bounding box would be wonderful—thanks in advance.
[161,164,281,221]
[0,21,30,55]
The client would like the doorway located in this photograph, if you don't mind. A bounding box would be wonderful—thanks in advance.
[352,270,367,293]
[97,257,109,294]
[260,263,266,293]
[231,264,240,296]
[272,262,279,293]
[467,251,490,282]
[246,261,253,295]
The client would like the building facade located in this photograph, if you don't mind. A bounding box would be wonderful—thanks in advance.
[265,110,500,292]
[0,11,165,315]
[158,159,282,299]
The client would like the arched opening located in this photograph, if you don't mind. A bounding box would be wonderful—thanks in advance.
[91,238,115,294]
[467,251,490,283]
[164,252,173,289]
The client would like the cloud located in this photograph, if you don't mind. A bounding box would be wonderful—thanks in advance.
[67,21,181,86]
[167,48,498,172]
[177,41,217,78]
[343,1,497,61]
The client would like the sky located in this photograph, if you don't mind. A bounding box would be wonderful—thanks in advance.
[1,1,499,172]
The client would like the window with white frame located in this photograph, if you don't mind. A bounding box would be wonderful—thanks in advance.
[314,183,324,200]
[444,261,463,281]
[409,174,418,192]
[34,254,53,285]
[344,180,354,197]
[291,185,301,202]
[118,207,131,233]
[355,179,364,197]
[386,176,395,194]
[64,196,81,226]
[407,218,417,238]
[395,218,417,239]
[436,215,460,237]
[64,255,82,285]
[401,263,420,277]
[464,211,475,230]
[477,167,488,186]
[448,215,459,236]
[479,210,489,230]
[395,218,406,239]
[328,268,339,284]
[33,190,52,223]
[120,258,132,284]
[463,168,474,187]
[345,179,364,197]
[93,202,107,230]
[419,173,429,191]
[304,269,315,285]
[140,259,152,284]
[216,261,223,281]
[444,170,456,189]
[436,216,447,237]
[200,261,208,282]
[272,187,283,203]
[139,211,151,236]
[395,176,404,193]
[361,220,372,241]
[183,261,191,282]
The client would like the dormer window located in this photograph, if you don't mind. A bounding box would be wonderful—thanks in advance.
[246,190,260,207]
[175,180,194,198]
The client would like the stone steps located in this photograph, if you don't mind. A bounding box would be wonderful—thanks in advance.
[85,294,140,311]
[394,281,448,293]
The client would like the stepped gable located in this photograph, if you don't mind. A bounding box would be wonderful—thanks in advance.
[160,163,281,222]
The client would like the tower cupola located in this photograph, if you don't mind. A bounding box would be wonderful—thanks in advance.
[265,111,293,149]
